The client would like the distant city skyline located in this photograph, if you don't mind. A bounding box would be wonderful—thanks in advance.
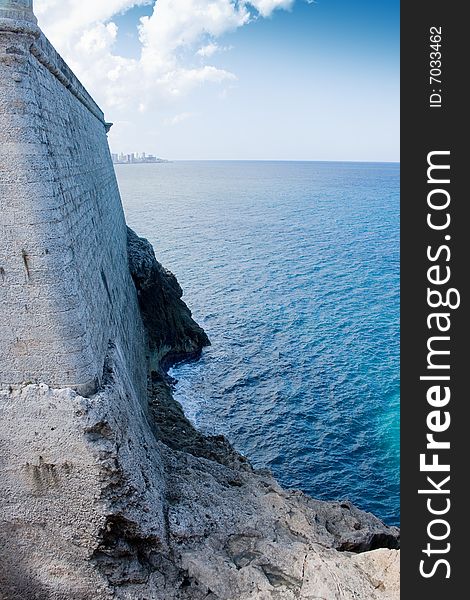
[111,151,168,164]
[35,1,399,162]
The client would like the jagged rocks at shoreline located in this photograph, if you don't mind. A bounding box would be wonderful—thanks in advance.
[0,230,399,600]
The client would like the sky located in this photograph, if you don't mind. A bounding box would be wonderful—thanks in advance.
[34,0,399,161]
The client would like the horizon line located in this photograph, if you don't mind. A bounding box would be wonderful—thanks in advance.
[112,158,400,164]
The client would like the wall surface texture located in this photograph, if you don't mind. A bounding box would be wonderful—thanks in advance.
[0,10,146,395]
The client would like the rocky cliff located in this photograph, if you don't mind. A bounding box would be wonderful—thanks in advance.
[1,228,399,600]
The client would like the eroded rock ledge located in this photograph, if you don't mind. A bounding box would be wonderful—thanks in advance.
[0,230,399,600]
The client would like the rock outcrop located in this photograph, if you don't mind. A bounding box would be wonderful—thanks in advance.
[0,229,399,600]
[127,227,210,372]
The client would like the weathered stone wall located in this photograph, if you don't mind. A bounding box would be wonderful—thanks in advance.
[0,1,35,23]
[0,10,145,395]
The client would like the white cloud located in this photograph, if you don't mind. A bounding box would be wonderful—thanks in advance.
[136,0,250,79]
[34,0,150,41]
[196,43,233,57]
[75,22,118,55]
[197,43,220,58]
[34,0,294,114]
[245,0,294,18]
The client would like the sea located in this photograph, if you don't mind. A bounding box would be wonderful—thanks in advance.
[116,161,400,526]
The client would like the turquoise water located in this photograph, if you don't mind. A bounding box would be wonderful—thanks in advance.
[116,161,400,526]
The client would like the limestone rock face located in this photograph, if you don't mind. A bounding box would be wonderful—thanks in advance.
[154,442,400,600]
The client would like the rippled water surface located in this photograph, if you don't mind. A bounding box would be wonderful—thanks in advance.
[116,161,400,525]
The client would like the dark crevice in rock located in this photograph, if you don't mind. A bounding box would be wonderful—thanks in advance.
[91,515,161,587]
[259,564,302,589]
[337,532,400,553]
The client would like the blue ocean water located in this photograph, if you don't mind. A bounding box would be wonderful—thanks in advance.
[116,161,400,526]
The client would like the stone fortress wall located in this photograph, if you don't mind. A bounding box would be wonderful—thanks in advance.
[0,1,146,395]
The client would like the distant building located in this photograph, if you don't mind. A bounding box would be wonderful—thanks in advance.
[111,152,168,165]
